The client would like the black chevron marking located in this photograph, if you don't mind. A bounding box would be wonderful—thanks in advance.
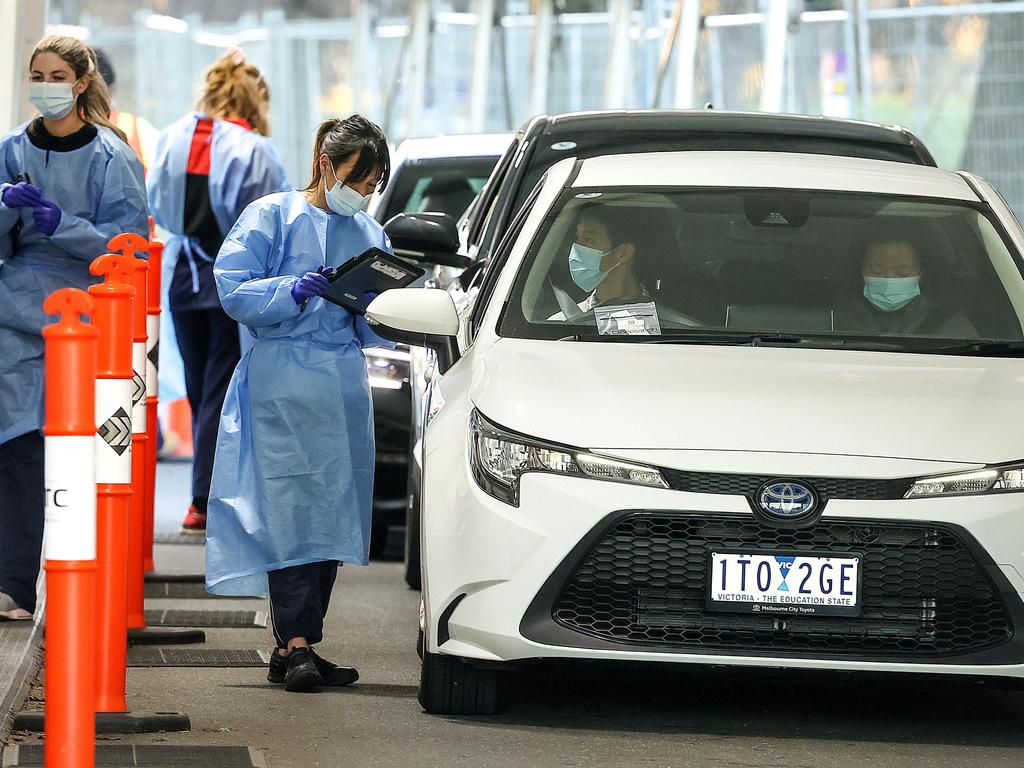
[98,407,132,455]
[132,372,146,405]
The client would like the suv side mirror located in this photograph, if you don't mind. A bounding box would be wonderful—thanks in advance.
[365,288,461,374]
[384,212,471,270]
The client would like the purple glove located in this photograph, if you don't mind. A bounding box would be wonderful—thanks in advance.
[1,182,43,208]
[290,271,331,305]
[32,199,61,237]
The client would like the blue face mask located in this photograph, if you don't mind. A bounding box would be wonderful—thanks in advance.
[568,243,610,292]
[324,161,370,217]
[863,275,921,312]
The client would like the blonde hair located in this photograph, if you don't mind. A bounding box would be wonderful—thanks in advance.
[197,53,270,136]
[30,35,127,143]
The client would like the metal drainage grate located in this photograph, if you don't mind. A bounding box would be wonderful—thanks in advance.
[145,573,205,583]
[145,582,210,599]
[127,648,270,668]
[2,745,267,767]
[144,610,267,628]
[153,533,205,546]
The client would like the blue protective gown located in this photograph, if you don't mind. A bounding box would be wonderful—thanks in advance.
[147,113,290,402]
[0,120,148,444]
[205,190,396,596]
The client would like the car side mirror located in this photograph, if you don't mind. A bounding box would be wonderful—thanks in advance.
[384,212,471,270]
[365,288,461,374]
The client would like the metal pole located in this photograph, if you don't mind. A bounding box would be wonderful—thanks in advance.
[674,0,700,109]
[405,0,431,138]
[760,0,789,112]
[605,0,632,108]
[528,0,553,119]
[470,0,495,132]
[853,0,871,120]
[351,0,370,115]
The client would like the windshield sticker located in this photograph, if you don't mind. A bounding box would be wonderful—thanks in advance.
[595,302,662,336]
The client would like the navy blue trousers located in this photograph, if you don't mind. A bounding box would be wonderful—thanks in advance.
[170,307,240,512]
[267,560,339,648]
[0,431,44,613]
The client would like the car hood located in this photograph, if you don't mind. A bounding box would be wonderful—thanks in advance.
[469,339,1024,465]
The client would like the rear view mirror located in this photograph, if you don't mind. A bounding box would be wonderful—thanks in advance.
[385,212,471,270]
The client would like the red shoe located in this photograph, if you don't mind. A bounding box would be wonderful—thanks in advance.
[181,505,207,536]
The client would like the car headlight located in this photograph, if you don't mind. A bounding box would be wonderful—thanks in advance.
[906,461,1024,498]
[366,348,410,390]
[469,410,667,506]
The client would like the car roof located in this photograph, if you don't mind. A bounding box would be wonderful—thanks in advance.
[541,109,920,147]
[392,133,513,162]
[570,151,978,201]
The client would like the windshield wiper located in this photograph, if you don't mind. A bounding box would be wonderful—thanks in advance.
[921,340,1024,357]
[559,331,907,351]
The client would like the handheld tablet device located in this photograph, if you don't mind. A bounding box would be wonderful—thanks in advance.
[322,247,426,314]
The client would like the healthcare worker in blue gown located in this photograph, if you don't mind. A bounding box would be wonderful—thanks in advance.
[0,35,147,620]
[147,49,290,536]
[206,115,393,692]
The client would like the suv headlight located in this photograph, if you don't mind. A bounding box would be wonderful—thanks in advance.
[906,461,1024,498]
[469,410,667,506]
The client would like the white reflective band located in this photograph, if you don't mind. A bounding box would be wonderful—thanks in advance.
[132,342,147,430]
[95,378,132,483]
[146,315,159,393]
[45,436,96,561]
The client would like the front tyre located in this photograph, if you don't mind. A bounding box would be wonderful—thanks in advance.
[418,651,509,715]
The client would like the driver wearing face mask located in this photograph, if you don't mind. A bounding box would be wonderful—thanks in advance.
[836,236,976,337]
[550,207,647,320]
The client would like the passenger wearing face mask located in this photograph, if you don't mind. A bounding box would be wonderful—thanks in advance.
[204,116,394,692]
[147,49,290,535]
[836,235,976,337]
[0,35,148,621]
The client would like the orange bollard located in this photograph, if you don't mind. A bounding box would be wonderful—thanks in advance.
[143,240,161,573]
[109,232,151,631]
[43,288,98,768]
[88,254,135,714]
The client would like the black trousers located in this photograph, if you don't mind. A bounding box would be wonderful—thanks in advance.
[268,560,339,648]
[0,431,44,613]
[170,307,241,512]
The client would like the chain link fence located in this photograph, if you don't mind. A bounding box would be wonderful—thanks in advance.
[72,1,1024,216]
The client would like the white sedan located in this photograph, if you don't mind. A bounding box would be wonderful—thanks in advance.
[368,150,1024,714]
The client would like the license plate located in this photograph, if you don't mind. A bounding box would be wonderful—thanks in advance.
[707,551,862,617]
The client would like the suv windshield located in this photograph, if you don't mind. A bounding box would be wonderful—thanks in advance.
[498,188,1024,352]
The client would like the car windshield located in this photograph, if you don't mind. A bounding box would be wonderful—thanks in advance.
[498,188,1024,352]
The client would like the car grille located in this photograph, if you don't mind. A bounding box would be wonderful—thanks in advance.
[659,469,912,500]
[551,514,1013,657]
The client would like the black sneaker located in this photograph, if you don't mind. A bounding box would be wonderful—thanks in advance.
[268,648,358,687]
[309,648,359,687]
[283,647,323,692]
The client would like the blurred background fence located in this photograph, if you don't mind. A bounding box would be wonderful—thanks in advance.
[41,0,1024,217]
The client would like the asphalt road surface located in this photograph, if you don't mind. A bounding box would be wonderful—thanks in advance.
[27,460,1015,768]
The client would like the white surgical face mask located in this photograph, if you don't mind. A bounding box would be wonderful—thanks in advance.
[28,81,77,120]
[324,161,370,217]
